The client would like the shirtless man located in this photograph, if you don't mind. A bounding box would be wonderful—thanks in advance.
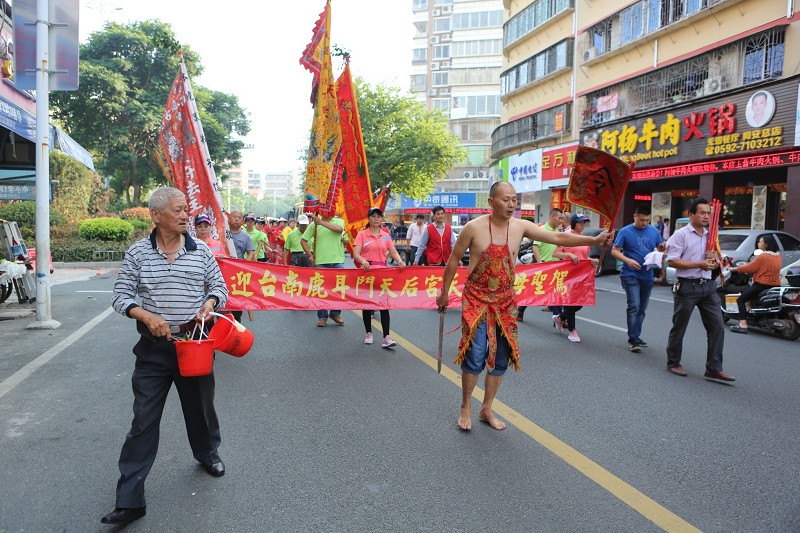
[436,182,612,431]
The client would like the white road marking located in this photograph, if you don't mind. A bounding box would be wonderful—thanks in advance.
[0,308,114,399]
[596,287,673,304]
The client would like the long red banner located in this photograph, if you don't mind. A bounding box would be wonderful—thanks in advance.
[218,258,596,311]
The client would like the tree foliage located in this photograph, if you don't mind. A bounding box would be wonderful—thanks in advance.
[354,79,463,199]
[50,20,250,206]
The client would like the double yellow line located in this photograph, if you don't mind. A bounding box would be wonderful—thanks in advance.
[385,324,702,533]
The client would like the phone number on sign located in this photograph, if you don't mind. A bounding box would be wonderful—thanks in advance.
[706,136,783,156]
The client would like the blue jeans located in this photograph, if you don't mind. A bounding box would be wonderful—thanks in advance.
[316,263,344,319]
[620,276,654,344]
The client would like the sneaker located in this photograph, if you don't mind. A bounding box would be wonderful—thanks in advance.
[364,332,374,344]
[331,316,345,326]
[317,318,327,327]
[629,343,642,353]
[568,330,581,343]
[382,335,397,348]
[552,315,563,334]
[636,339,648,347]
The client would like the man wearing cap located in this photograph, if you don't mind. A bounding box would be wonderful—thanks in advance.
[413,206,458,267]
[193,213,226,257]
[244,214,272,263]
[103,187,228,525]
[284,215,312,267]
[302,211,346,326]
[611,204,664,352]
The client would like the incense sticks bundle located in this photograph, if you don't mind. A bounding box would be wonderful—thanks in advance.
[707,198,722,252]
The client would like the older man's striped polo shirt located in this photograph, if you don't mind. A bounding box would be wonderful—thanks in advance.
[112,230,228,326]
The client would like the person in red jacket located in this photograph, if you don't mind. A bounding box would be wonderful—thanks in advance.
[728,234,783,334]
[413,205,458,266]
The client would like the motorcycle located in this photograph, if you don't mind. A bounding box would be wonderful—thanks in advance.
[719,267,800,341]
[517,240,536,265]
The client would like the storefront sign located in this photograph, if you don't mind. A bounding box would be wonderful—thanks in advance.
[0,184,51,200]
[581,77,800,170]
[386,193,479,210]
[542,143,577,182]
[507,149,542,192]
[632,149,800,180]
[218,259,596,310]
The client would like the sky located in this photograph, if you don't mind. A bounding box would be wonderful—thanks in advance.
[78,1,415,173]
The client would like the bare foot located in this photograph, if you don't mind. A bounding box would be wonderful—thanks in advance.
[458,406,472,431]
[478,409,505,430]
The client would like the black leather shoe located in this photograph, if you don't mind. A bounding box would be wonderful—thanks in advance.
[101,507,146,525]
[203,460,225,477]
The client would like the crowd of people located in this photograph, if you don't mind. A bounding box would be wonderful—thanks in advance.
[103,185,753,525]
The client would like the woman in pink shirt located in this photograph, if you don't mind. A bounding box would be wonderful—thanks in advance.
[353,207,406,348]
[194,213,227,257]
[552,214,599,342]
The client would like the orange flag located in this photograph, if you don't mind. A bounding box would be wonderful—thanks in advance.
[566,145,632,225]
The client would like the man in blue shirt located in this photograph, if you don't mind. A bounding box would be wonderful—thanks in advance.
[611,204,664,352]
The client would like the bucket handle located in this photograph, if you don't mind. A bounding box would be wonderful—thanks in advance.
[208,311,247,332]
[189,315,210,344]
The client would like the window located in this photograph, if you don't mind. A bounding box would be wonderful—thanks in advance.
[452,39,502,57]
[431,98,451,112]
[433,72,449,86]
[504,0,573,47]
[743,30,784,84]
[501,40,573,95]
[433,45,450,59]
[776,234,800,252]
[433,17,451,33]
[410,74,427,91]
[434,0,451,5]
[414,21,428,35]
[413,0,428,11]
[453,10,503,29]
[620,3,645,45]
[453,95,500,117]
[413,48,428,63]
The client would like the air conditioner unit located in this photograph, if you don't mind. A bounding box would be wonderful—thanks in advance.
[477,171,486,179]
[430,62,440,70]
[441,33,452,42]
[583,47,599,63]
[428,89,437,96]
[440,60,451,67]
[703,76,723,95]
[430,36,440,44]
[463,171,473,179]
[432,9,441,16]
[442,5,452,13]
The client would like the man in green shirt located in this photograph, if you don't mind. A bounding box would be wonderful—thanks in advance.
[302,213,346,327]
[518,208,562,322]
[284,215,312,267]
[244,214,272,262]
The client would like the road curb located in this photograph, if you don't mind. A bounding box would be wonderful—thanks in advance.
[53,261,123,269]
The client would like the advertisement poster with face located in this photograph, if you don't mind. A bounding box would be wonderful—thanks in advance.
[745,90,776,128]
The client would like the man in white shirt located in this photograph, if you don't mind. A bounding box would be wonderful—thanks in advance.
[406,214,425,264]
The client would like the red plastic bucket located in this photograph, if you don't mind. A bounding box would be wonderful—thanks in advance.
[209,313,254,358]
[173,318,215,377]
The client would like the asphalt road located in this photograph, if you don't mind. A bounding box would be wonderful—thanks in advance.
[0,270,798,532]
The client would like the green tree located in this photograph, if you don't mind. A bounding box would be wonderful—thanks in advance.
[50,20,250,206]
[354,79,463,199]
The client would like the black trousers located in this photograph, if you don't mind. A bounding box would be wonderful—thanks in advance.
[558,306,583,331]
[115,336,221,508]
[736,282,773,319]
[666,280,724,372]
[363,310,390,337]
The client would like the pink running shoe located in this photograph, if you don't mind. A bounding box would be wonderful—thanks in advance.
[382,335,397,348]
[364,332,374,345]
[568,330,581,343]
[552,315,564,334]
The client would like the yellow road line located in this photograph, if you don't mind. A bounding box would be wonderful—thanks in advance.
[386,324,702,533]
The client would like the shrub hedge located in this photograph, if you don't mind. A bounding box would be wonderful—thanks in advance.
[78,217,134,241]
[50,237,131,262]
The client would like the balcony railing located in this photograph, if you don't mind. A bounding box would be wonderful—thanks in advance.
[491,103,571,158]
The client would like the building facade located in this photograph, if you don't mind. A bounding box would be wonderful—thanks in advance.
[411,0,504,194]
[493,0,800,235]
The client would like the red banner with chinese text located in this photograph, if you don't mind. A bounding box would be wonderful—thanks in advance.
[218,259,596,311]
[160,60,235,257]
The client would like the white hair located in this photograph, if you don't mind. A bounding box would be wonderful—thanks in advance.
[148,187,185,212]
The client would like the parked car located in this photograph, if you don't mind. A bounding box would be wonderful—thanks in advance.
[451,226,469,264]
[664,229,800,285]
[583,227,621,275]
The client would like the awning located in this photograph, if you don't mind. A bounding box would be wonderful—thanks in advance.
[0,92,95,175]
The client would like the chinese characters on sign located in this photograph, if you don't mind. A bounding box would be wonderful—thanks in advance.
[217,259,596,310]
[631,149,800,181]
